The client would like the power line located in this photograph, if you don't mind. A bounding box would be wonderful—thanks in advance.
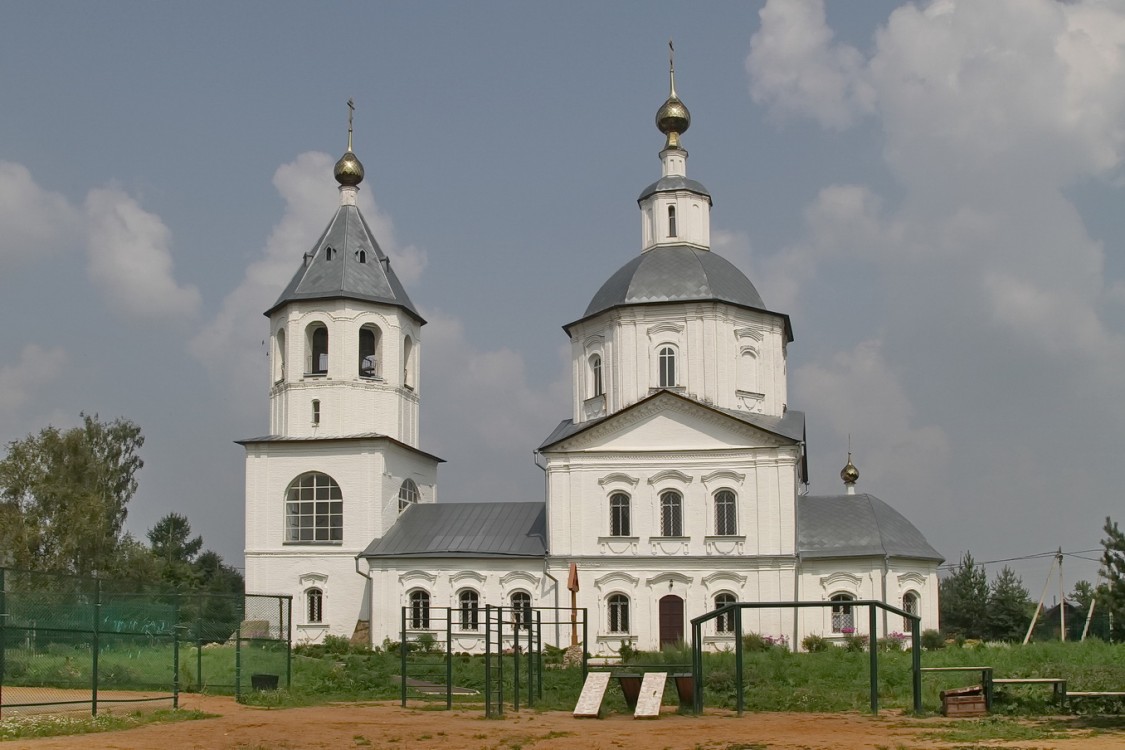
[937,548,1101,571]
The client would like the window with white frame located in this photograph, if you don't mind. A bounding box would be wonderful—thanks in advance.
[275,329,286,381]
[714,490,737,536]
[660,490,683,536]
[403,336,415,389]
[658,346,676,387]
[510,591,531,630]
[308,324,328,375]
[359,325,381,378]
[284,472,342,543]
[609,492,631,536]
[398,479,419,512]
[307,588,323,624]
[607,593,630,633]
[409,590,430,629]
[589,354,603,397]
[830,593,855,633]
[668,204,677,238]
[714,592,736,634]
[311,399,321,427]
[902,591,919,633]
[459,590,480,631]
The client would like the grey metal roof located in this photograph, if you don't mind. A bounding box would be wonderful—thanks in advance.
[537,389,805,451]
[637,175,712,204]
[265,204,424,322]
[361,502,546,558]
[798,493,943,562]
[572,245,788,334]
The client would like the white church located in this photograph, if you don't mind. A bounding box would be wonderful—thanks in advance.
[242,62,942,654]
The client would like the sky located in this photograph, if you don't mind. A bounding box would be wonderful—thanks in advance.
[2,0,1123,594]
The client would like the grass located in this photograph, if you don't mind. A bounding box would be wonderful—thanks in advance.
[0,708,213,740]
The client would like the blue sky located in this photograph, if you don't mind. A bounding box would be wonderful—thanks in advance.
[3,0,1123,591]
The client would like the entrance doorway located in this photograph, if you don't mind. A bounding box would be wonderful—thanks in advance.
[659,594,684,646]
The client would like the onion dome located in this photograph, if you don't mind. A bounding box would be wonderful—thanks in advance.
[840,453,860,485]
[656,44,690,149]
[334,98,365,187]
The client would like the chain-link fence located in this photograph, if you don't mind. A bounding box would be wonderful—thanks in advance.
[0,568,291,718]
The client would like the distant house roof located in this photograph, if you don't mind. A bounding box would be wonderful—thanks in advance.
[265,203,424,323]
[360,502,546,559]
[798,493,943,562]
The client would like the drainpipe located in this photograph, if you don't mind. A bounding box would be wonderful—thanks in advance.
[354,554,373,648]
[881,556,890,640]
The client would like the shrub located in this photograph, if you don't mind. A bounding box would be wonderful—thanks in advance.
[921,629,944,650]
[3,656,29,679]
[878,631,907,652]
[743,632,790,652]
[842,633,869,653]
[801,634,831,653]
[618,640,635,662]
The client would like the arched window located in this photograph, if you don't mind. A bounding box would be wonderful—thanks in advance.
[607,594,630,634]
[830,593,855,633]
[714,592,736,634]
[307,588,323,624]
[510,591,531,630]
[668,205,677,237]
[275,329,286,382]
[609,492,631,537]
[284,472,343,543]
[459,590,480,631]
[398,479,419,512]
[902,591,919,633]
[738,349,758,393]
[589,354,603,397]
[356,249,367,264]
[409,590,430,629]
[658,346,676,388]
[714,490,737,536]
[359,326,381,378]
[660,490,683,537]
[308,324,329,375]
[403,336,415,389]
[311,399,321,426]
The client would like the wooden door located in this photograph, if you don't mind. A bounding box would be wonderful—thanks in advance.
[659,594,684,646]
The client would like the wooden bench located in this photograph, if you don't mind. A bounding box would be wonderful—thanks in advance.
[992,677,1067,703]
[921,667,994,709]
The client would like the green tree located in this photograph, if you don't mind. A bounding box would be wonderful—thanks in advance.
[0,414,143,577]
[984,566,1032,641]
[939,552,989,639]
[147,512,203,589]
[1100,516,1125,641]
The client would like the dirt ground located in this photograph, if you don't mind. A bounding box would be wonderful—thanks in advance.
[4,694,1125,750]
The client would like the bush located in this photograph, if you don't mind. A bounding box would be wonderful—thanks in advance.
[742,632,790,652]
[921,629,944,650]
[842,633,869,653]
[878,631,907,652]
[801,634,831,652]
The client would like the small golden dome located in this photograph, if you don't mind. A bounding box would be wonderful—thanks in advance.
[657,41,691,149]
[334,150,364,187]
[840,453,860,484]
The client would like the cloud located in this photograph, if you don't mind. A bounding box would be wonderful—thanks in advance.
[84,187,201,320]
[190,152,429,414]
[793,339,950,495]
[747,0,875,129]
[0,162,81,265]
[420,309,568,503]
[0,344,68,417]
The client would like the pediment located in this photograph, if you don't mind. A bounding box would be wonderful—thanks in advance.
[553,394,788,453]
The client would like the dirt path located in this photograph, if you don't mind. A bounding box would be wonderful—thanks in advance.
[5,695,1124,749]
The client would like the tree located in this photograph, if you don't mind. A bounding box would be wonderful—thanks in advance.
[985,566,1032,641]
[1100,516,1125,641]
[0,414,143,577]
[148,512,203,589]
[939,552,990,639]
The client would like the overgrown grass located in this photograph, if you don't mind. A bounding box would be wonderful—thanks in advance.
[0,708,213,740]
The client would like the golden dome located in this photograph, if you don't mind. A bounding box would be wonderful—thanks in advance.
[840,453,860,485]
[334,150,365,187]
[656,42,691,149]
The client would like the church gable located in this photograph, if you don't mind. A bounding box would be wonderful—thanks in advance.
[548,392,795,453]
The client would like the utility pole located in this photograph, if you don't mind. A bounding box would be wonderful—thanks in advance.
[1058,548,1065,642]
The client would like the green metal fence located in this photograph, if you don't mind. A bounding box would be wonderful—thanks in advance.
[0,568,291,718]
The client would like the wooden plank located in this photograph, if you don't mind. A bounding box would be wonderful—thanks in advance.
[1069,691,1125,697]
[921,666,991,672]
[573,671,611,718]
[634,672,667,719]
[993,678,1065,684]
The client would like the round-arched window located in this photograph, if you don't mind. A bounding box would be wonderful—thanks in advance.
[284,472,343,543]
